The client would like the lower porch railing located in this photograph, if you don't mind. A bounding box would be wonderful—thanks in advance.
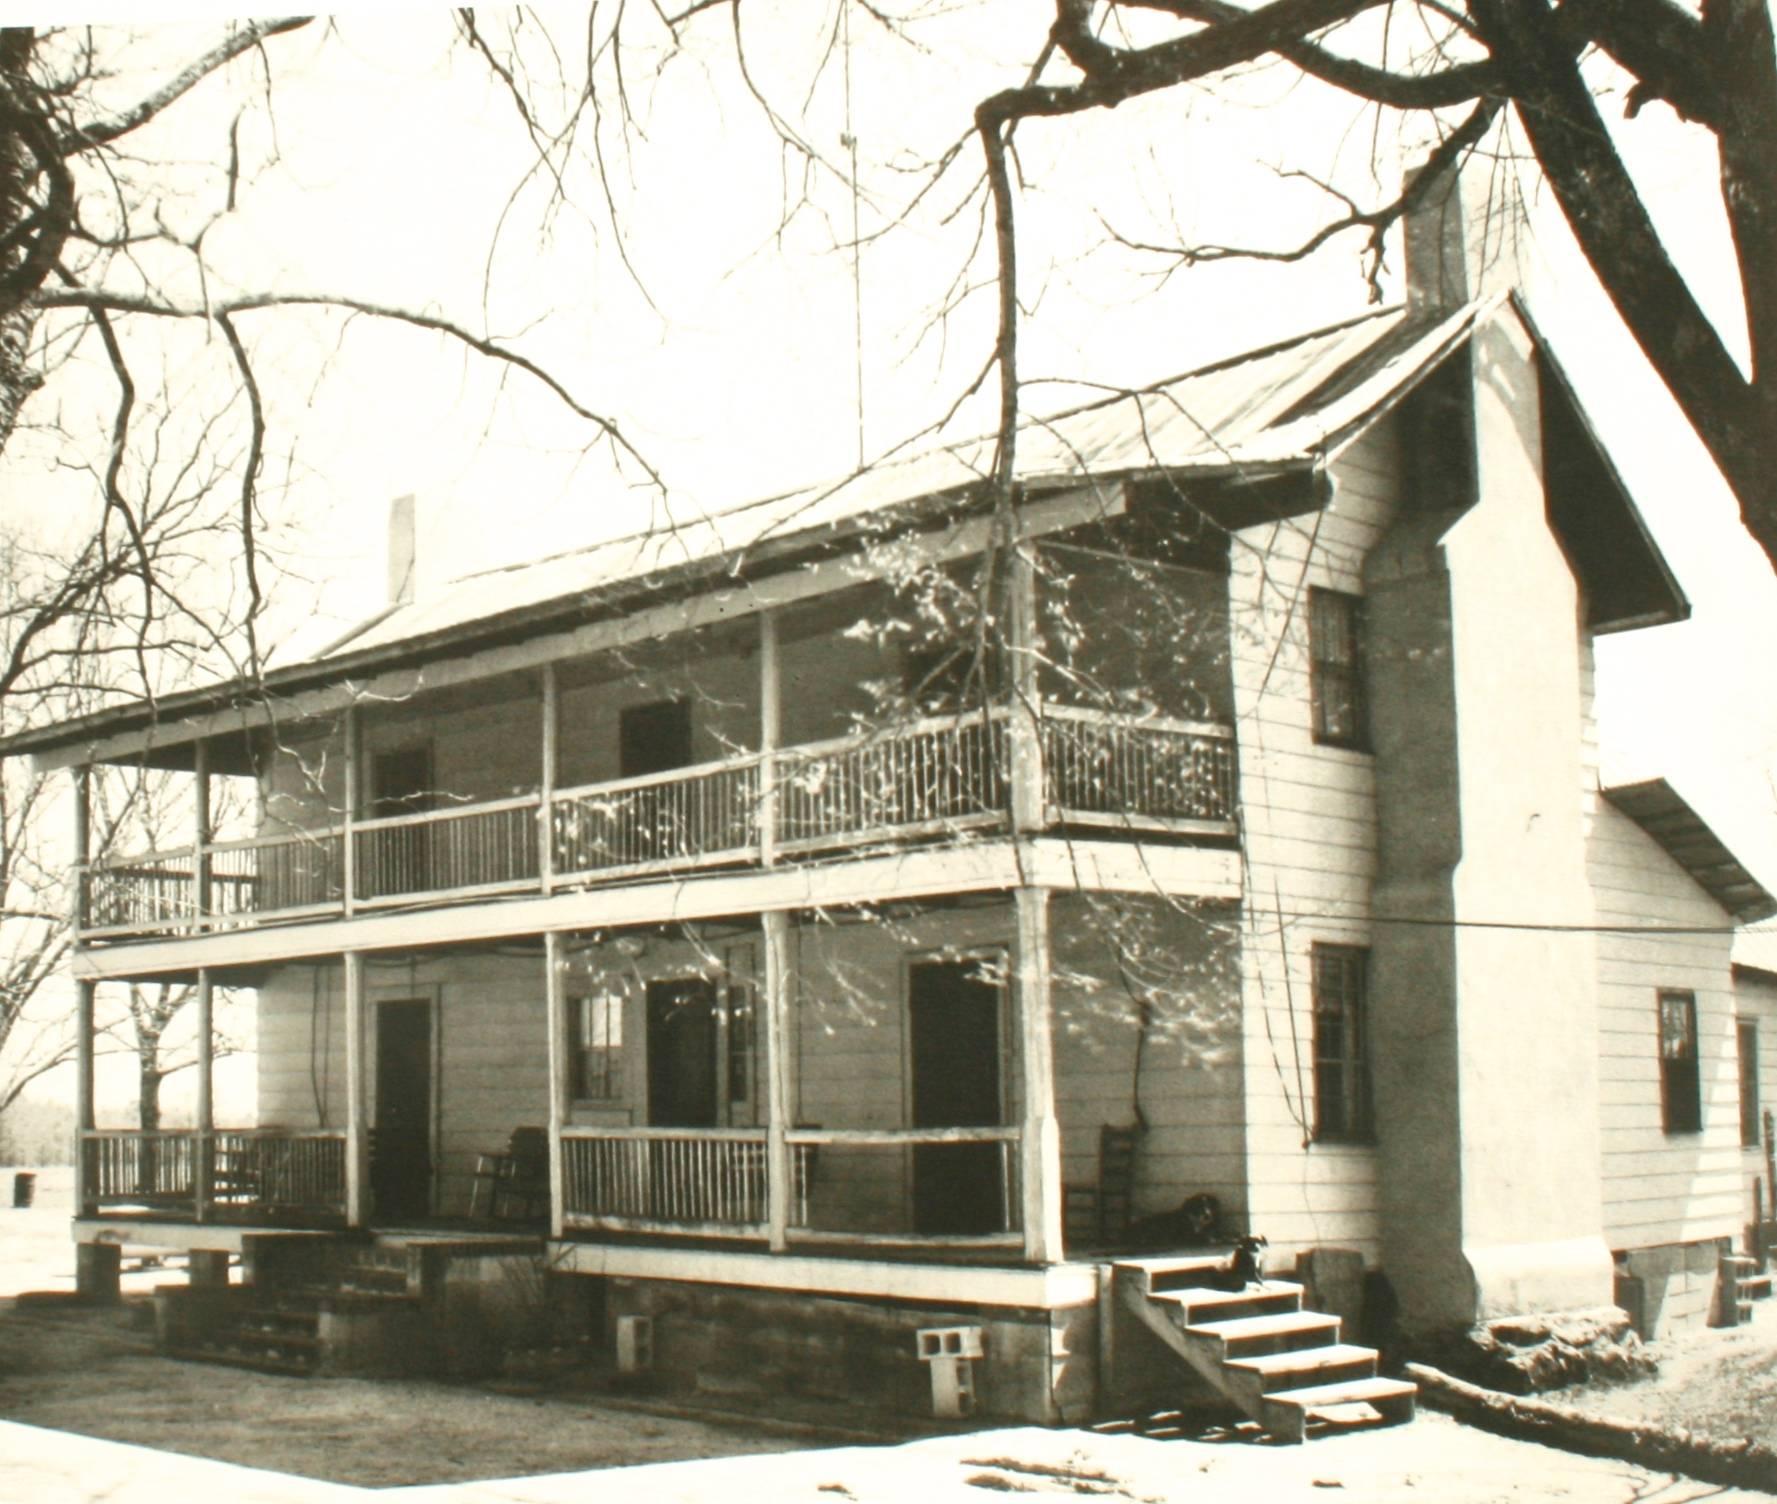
[559,1128,777,1235]
[559,1125,1022,1247]
[79,1128,349,1222]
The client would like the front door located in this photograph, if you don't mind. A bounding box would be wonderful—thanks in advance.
[647,978,719,1127]
[909,959,1005,1235]
[373,999,433,1220]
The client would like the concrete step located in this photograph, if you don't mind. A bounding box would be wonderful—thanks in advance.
[1257,1375,1418,1445]
[1183,1309,1342,1360]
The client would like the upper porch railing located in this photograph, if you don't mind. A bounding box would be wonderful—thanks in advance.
[80,701,1235,939]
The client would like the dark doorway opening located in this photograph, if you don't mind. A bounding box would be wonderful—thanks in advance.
[368,743,435,895]
[620,700,693,779]
[372,998,434,1220]
[647,978,719,1127]
[909,958,1005,1235]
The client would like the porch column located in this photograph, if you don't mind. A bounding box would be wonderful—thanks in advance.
[540,663,558,894]
[193,737,212,921]
[342,705,359,916]
[72,764,90,933]
[344,952,370,1227]
[545,930,569,1239]
[1008,543,1045,832]
[73,978,96,1220]
[758,611,780,868]
[762,908,792,1251]
[194,968,214,1221]
[1015,887,1063,1263]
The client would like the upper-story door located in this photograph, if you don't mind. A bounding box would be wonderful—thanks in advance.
[367,743,434,896]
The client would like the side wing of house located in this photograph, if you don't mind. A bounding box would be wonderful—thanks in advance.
[1594,786,1775,1336]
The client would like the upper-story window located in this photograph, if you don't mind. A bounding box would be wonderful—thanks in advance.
[1739,1018,1760,1148]
[1309,588,1368,750]
[1312,943,1374,1143]
[1659,990,1702,1135]
[570,992,625,1102]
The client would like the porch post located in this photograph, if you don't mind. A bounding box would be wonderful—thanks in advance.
[758,611,780,868]
[540,663,558,894]
[545,929,569,1239]
[74,978,96,1219]
[193,737,212,922]
[344,951,370,1227]
[72,764,90,933]
[762,908,792,1250]
[342,705,359,917]
[1007,543,1045,832]
[194,968,214,1221]
[1015,886,1063,1263]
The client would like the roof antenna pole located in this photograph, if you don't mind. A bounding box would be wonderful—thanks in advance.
[841,0,865,473]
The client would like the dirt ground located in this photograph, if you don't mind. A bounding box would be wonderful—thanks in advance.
[0,1296,824,1488]
[1546,1305,1777,1444]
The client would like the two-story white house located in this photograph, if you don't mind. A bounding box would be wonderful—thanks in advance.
[8,175,1772,1438]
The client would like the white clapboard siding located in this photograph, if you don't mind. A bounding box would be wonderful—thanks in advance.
[1589,801,1741,1248]
[1228,422,1399,1266]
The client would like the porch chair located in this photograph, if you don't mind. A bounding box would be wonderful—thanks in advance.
[1062,1124,1140,1252]
[470,1126,550,1223]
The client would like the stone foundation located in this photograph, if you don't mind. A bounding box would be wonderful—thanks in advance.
[1614,1238,1732,1339]
[603,1276,1098,1424]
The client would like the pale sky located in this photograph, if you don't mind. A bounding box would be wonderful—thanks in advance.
[7,0,1777,933]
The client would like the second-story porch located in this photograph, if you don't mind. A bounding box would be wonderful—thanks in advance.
[74,536,1240,946]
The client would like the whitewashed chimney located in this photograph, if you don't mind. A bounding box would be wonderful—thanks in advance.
[1402,156,1469,314]
[387,494,417,607]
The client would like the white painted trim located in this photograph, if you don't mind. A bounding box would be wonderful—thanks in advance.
[547,1240,1101,1308]
[70,838,1242,980]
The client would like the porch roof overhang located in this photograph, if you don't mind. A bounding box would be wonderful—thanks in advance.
[1605,778,1777,923]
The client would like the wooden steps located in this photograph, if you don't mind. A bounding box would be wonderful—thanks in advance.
[1113,1257,1416,1444]
[166,1296,324,1376]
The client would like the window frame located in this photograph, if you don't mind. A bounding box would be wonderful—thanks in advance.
[1311,943,1374,1145]
[1308,587,1369,751]
[1658,989,1703,1136]
[569,989,626,1104]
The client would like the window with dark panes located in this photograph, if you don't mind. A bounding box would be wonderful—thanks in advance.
[1309,588,1368,749]
[1659,990,1702,1135]
[1313,944,1373,1143]
[1740,1019,1760,1148]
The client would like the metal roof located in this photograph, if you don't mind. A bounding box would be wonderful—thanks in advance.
[321,302,1482,661]
[1605,779,1777,923]
[0,295,1685,760]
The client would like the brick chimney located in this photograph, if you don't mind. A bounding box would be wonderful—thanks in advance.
[1402,155,1469,314]
[387,494,416,607]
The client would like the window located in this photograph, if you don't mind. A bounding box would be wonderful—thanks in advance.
[1740,1020,1761,1148]
[1309,588,1368,749]
[1312,944,1373,1142]
[570,992,625,1101]
[1659,990,1702,1134]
